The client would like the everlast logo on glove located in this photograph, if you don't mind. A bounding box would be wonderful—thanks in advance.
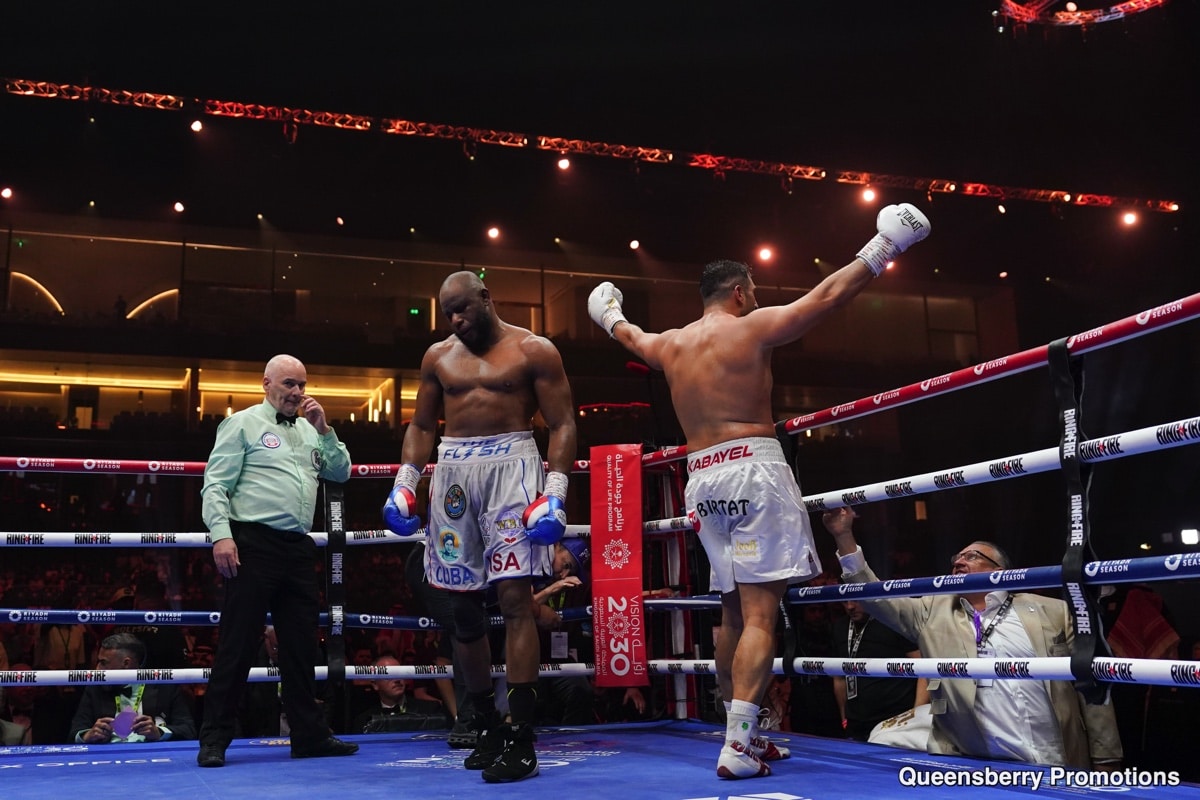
[896,205,925,234]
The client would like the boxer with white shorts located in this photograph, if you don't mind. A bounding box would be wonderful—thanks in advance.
[685,436,820,592]
[591,203,931,779]
[382,271,577,784]
[424,432,554,591]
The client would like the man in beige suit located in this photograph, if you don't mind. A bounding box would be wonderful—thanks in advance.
[821,507,1122,769]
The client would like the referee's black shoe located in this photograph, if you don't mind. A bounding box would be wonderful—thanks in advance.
[291,736,360,759]
[197,744,226,768]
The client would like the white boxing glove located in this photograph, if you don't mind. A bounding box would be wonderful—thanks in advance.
[588,281,627,337]
[855,203,931,276]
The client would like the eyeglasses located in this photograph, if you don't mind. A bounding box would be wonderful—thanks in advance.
[950,549,1002,569]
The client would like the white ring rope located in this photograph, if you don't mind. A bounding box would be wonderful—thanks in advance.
[5,655,1198,689]
[803,415,1200,511]
[0,517,696,548]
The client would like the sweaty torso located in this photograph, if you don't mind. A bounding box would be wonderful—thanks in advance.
[658,313,776,452]
[434,327,540,437]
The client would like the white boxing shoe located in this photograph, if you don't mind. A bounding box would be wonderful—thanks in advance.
[749,735,790,761]
[716,740,771,779]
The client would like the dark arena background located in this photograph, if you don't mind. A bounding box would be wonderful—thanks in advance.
[1,3,1197,798]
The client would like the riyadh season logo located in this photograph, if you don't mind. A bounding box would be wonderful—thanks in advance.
[1161,554,1200,571]
[989,569,1028,584]
[1136,300,1183,326]
[873,390,900,405]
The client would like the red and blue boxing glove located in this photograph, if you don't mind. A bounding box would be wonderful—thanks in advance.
[382,463,424,537]
[521,471,569,545]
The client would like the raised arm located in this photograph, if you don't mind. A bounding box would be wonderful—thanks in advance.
[747,203,931,348]
[587,280,673,370]
[822,507,931,643]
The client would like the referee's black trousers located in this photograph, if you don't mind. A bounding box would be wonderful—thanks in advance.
[199,521,327,750]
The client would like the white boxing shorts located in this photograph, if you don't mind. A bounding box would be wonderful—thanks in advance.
[424,431,554,591]
[685,436,821,593]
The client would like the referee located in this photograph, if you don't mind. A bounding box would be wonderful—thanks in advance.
[197,353,358,767]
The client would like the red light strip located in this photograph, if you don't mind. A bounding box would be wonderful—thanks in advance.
[3,77,1182,214]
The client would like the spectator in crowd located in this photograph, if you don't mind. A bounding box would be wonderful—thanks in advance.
[821,507,1122,769]
[529,538,594,726]
[69,632,196,743]
[1,662,36,744]
[351,654,447,734]
[830,598,928,741]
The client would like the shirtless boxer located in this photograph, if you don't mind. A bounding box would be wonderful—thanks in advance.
[588,203,931,778]
[382,270,577,783]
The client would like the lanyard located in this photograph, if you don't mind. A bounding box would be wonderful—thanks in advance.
[973,595,1014,649]
[846,618,870,657]
[115,684,146,715]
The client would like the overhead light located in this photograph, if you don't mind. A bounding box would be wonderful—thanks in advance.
[1182,528,1199,546]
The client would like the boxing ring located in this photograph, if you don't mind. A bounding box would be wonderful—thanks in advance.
[3,292,1200,798]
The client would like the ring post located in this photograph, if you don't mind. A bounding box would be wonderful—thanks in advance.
[1048,337,1111,705]
[589,444,650,689]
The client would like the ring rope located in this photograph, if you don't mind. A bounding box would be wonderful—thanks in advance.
[779,292,1200,435]
[5,408,1196,548]
[6,655,1198,689]
[802,415,1200,512]
[0,606,593,630]
[0,516,696,549]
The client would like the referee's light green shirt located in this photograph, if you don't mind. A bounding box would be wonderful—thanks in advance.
[201,400,352,541]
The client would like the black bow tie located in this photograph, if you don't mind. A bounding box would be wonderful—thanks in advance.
[277,413,297,426]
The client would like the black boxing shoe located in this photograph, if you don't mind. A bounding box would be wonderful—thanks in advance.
[463,713,508,770]
[481,723,538,783]
[291,736,360,759]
